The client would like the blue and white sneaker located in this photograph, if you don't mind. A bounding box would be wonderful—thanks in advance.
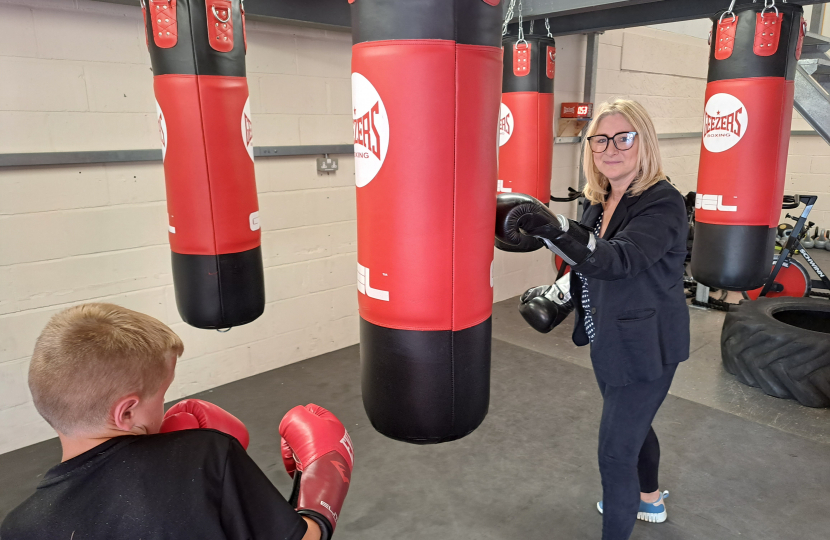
[596,491,669,523]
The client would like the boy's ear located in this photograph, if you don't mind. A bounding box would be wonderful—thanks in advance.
[111,395,141,431]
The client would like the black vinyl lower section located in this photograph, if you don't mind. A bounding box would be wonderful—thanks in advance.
[144,0,247,77]
[171,247,265,329]
[502,34,556,94]
[706,3,803,83]
[690,222,776,291]
[360,317,491,444]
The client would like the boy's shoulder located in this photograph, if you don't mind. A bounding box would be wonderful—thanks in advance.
[1,430,244,539]
[121,429,242,471]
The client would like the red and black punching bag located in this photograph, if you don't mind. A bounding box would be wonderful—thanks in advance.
[691,1,805,290]
[142,0,264,329]
[498,22,555,202]
[350,0,503,443]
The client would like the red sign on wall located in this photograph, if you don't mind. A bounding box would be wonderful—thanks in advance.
[561,102,593,119]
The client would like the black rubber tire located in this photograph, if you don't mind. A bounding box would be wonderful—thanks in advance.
[721,297,830,407]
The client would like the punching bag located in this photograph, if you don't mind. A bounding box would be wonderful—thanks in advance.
[691,1,805,290]
[350,0,503,443]
[142,0,264,329]
[498,22,555,202]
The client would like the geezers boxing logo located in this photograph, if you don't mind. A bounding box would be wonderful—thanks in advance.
[155,99,168,161]
[240,97,254,162]
[499,103,514,147]
[702,93,748,153]
[352,73,389,188]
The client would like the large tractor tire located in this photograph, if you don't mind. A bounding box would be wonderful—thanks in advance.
[721,297,830,407]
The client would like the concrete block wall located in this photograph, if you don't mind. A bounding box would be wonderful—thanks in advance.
[0,0,366,454]
[0,0,554,454]
[592,25,830,227]
[2,1,828,454]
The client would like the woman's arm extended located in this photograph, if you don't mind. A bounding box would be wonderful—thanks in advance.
[572,191,687,281]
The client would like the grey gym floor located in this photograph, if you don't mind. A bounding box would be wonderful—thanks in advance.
[2,252,830,539]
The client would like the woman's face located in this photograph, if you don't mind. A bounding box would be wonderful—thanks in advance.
[591,113,640,184]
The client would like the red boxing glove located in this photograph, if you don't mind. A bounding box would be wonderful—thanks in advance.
[279,404,354,540]
[159,399,250,450]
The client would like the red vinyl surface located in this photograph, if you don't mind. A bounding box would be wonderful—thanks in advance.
[546,46,556,79]
[696,77,794,228]
[715,15,738,60]
[154,74,260,256]
[498,91,553,203]
[207,0,234,53]
[513,42,530,77]
[149,0,177,49]
[796,17,806,59]
[352,40,501,331]
[753,12,783,56]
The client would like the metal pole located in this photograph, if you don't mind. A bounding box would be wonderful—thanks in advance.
[809,4,826,34]
[695,284,710,304]
[577,32,599,219]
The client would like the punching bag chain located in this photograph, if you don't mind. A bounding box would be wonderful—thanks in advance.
[503,0,516,35]
[545,18,553,38]
[720,0,737,24]
[752,0,784,16]
[516,0,527,45]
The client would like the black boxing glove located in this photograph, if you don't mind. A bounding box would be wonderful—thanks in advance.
[519,274,575,333]
[495,193,596,265]
[495,193,545,252]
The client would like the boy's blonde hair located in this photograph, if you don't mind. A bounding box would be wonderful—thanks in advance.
[582,99,666,205]
[29,303,184,434]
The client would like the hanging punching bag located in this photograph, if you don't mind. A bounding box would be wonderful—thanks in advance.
[350,0,502,443]
[691,1,805,290]
[142,0,264,329]
[498,21,555,202]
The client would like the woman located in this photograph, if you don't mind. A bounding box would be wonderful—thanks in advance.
[497,99,690,539]
[575,99,690,540]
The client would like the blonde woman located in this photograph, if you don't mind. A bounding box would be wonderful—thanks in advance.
[496,99,690,539]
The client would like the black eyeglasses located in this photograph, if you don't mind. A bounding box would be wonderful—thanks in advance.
[586,132,638,153]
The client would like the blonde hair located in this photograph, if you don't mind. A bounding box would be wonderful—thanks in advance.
[29,303,184,434]
[581,99,665,205]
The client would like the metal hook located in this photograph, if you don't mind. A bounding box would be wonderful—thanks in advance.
[516,0,528,46]
[719,0,737,24]
[212,5,231,23]
[761,0,779,18]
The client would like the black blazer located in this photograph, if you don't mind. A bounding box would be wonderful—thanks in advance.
[570,179,690,387]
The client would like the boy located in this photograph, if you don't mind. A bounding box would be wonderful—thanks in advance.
[0,303,352,540]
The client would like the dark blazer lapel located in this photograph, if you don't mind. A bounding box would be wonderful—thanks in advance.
[580,201,602,229]
[604,191,642,239]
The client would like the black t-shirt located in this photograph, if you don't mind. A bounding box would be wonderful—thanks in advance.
[0,430,307,540]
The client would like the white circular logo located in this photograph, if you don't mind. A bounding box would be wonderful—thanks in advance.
[352,72,389,188]
[240,97,254,162]
[702,93,748,153]
[155,99,167,161]
[498,103,514,147]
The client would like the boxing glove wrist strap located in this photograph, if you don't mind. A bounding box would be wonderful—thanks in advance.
[289,472,334,540]
[541,225,595,266]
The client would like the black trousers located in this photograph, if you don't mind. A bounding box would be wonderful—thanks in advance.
[595,363,677,540]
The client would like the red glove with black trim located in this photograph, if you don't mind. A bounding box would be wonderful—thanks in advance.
[159,399,250,450]
[279,404,354,540]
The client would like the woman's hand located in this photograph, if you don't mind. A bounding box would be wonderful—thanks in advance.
[495,193,596,266]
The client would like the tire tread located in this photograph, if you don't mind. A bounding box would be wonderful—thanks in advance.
[721,297,830,407]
